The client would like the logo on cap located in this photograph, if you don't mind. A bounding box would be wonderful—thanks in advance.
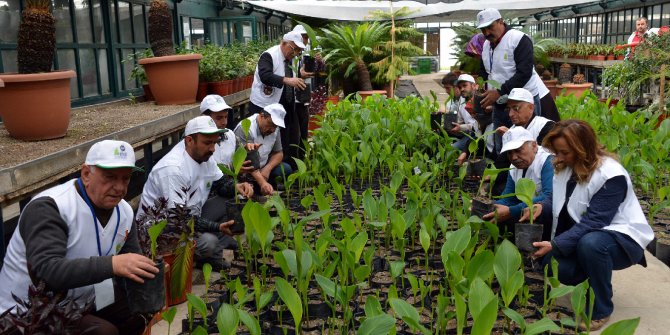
[114,145,128,160]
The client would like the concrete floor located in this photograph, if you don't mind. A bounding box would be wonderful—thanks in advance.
[150,72,670,334]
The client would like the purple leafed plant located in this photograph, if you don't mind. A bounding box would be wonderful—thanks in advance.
[309,85,329,115]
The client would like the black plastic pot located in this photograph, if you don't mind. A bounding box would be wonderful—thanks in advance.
[467,158,487,178]
[430,113,443,132]
[656,238,670,266]
[443,113,458,128]
[224,199,245,234]
[515,223,544,253]
[303,55,316,73]
[123,259,165,314]
[307,300,331,318]
[471,197,494,218]
[473,94,492,129]
[246,149,261,170]
[182,317,217,333]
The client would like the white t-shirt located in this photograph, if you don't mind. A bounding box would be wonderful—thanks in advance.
[137,140,223,218]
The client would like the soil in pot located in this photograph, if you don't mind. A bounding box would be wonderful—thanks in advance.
[471,196,494,218]
[123,259,165,314]
[515,222,544,253]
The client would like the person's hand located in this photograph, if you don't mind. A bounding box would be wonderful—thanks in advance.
[284,77,306,90]
[480,89,501,108]
[449,123,461,134]
[112,253,159,284]
[236,182,254,198]
[519,204,543,222]
[457,152,468,165]
[219,219,235,236]
[482,204,511,222]
[244,143,261,151]
[239,160,255,174]
[496,126,509,135]
[260,181,274,195]
[532,241,552,258]
[300,68,315,78]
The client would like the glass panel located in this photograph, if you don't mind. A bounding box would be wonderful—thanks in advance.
[54,0,73,42]
[92,0,104,42]
[0,0,21,43]
[74,0,92,43]
[120,48,133,91]
[57,49,79,98]
[1,50,18,73]
[98,49,110,94]
[79,48,98,97]
[133,4,145,43]
[182,17,191,48]
[118,1,132,43]
[191,18,204,47]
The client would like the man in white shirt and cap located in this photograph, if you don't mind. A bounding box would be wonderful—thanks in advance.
[137,116,252,271]
[0,140,156,334]
[234,103,293,196]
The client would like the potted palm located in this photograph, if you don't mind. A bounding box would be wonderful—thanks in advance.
[0,0,76,141]
[138,0,202,105]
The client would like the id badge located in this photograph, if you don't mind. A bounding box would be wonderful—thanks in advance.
[94,278,115,311]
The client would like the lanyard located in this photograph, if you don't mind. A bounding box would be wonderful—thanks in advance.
[489,47,494,76]
[77,178,120,257]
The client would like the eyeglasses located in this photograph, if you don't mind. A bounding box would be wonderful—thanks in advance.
[505,104,525,113]
[288,43,302,55]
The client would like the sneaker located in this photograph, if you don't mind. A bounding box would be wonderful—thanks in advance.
[579,316,610,331]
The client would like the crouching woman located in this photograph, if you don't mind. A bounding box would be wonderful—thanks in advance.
[521,119,654,331]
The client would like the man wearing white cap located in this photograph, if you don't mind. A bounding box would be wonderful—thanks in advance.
[249,30,308,171]
[483,127,554,239]
[448,74,481,149]
[138,116,252,271]
[475,8,559,155]
[0,140,156,334]
[234,103,293,196]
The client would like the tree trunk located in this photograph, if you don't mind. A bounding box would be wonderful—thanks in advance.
[356,60,373,91]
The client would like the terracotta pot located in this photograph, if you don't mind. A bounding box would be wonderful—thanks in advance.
[358,90,387,102]
[139,54,202,105]
[196,82,208,101]
[542,79,559,99]
[0,70,76,141]
[558,83,593,98]
[593,55,606,61]
[606,54,615,61]
[617,55,625,60]
[209,80,233,97]
[308,111,324,137]
[327,95,340,105]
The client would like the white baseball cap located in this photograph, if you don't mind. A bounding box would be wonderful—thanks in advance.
[200,94,232,113]
[283,31,306,49]
[456,74,476,84]
[501,127,535,153]
[85,140,142,171]
[476,8,502,29]
[508,88,535,104]
[184,116,226,136]
[263,103,286,128]
[292,25,308,35]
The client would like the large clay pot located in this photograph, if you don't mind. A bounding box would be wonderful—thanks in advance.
[0,70,76,141]
[139,54,202,105]
[542,79,559,99]
[558,83,593,98]
[358,90,387,102]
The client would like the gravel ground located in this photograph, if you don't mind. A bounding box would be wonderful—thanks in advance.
[0,99,198,169]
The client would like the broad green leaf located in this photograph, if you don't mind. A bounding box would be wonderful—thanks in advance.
[502,307,525,329]
[441,225,471,257]
[419,227,431,253]
[238,309,261,335]
[389,261,405,279]
[192,326,208,335]
[232,146,247,175]
[148,220,167,260]
[493,239,522,288]
[242,201,273,254]
[600,317,640,335]
[455,292,466,335]
[465,250,494,283]
[515,178,536,208]
[357,314,396,335]
[350,232,369,262]
[388,298,432,335]
[186,293,208,325]
[501,271,524,307]
[354,264,371,282]
[525,317,561,335]
[468,278,496,321]
[216,303,239,335]
[275,277,303,328]
[364,296,384,317]
[470,299,498,335]
[548,285,575,300]
[161,306,177,324]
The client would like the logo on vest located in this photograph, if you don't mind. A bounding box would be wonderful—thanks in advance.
[504,53,508,61]
[263,84,274,96]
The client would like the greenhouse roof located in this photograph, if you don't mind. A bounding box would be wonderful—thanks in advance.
[244,0,597,22]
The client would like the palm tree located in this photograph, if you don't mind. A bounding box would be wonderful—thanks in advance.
[321,22,389,91]
[148,0,174,57]
[17,0,55,73]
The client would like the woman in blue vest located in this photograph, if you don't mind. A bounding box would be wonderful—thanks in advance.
[522,120,654,331]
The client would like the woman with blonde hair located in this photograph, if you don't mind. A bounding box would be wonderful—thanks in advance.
[521,119,654,331]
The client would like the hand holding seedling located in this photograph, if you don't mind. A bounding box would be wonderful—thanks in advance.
[260,181,274,195]
[283,77,306,90]
[532,241,552,258]
[482,204,511,222]
[496,126,509,135]
[449,123,461,134]
[519,203,543,222]
[236,182,254,198]
[112,253,159,284]
[480,89,501,107]
[219,219,236,235]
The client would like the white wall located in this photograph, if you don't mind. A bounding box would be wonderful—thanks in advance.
[439,28,457,71]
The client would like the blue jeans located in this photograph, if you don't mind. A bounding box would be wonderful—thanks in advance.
[542,231,636,319]
[269,162,294,184]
